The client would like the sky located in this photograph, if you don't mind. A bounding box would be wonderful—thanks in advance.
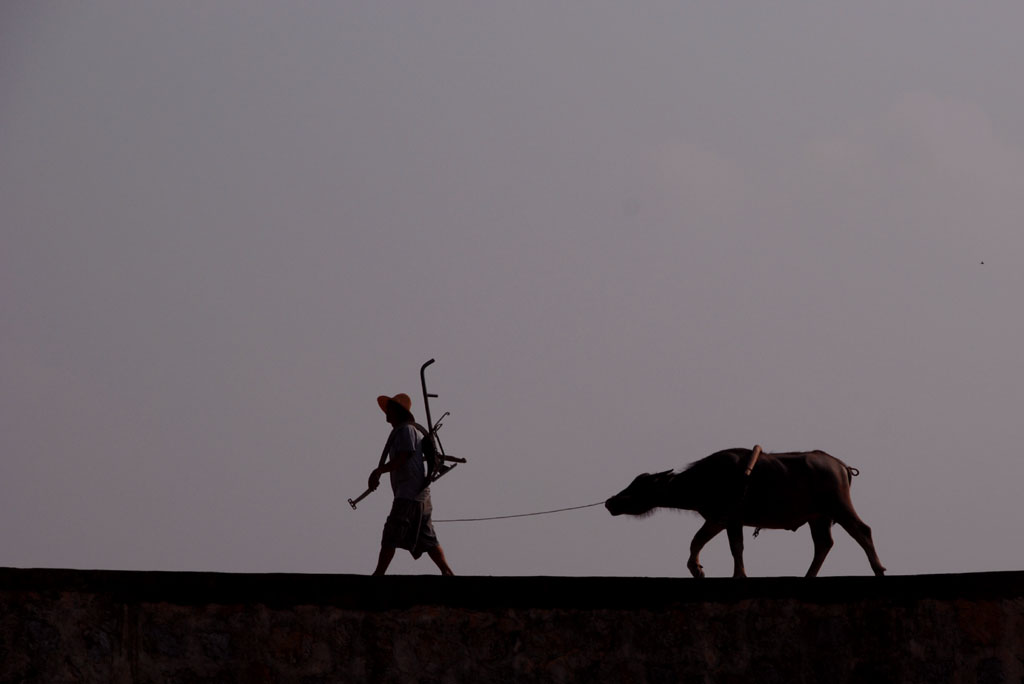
[3,2,1023,578]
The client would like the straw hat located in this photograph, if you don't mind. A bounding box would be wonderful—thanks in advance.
[377,393,412,414]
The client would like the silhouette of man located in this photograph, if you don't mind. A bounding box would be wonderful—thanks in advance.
[368,393,454,576]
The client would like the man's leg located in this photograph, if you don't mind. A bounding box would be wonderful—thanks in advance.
[375,498,409,576]
[426,545,454,576]
[373,546,396,576]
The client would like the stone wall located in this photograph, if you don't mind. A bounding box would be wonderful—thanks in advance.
[2,568,1022,683]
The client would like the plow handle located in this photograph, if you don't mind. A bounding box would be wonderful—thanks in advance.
[347,485,377,510]
[420,358,437,434]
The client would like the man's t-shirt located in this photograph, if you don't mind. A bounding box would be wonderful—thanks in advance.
[389,423,428,500]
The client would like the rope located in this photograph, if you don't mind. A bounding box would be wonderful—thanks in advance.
[434,501,605,523]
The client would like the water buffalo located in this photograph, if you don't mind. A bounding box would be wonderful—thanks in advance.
[605,447,886,578]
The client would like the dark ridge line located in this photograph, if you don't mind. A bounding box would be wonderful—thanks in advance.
[2,567,1022,610]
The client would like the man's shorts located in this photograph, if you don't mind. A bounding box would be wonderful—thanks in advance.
[380,494,439,559]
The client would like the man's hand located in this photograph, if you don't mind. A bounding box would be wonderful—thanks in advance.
[368,468,382,491]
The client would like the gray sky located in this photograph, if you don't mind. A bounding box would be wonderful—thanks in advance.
[3,2,1023,577]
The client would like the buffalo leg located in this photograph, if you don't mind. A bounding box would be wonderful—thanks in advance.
[687,520,724,578]
[726,522,746,578]
[835,507,886,576]
[806,517,834,577]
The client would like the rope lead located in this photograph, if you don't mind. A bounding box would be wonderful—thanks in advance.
[434,501,606,523]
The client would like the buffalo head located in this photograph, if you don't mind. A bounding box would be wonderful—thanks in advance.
[605,471,674,517]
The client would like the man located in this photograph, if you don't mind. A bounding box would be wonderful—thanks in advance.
[368,392,454,576]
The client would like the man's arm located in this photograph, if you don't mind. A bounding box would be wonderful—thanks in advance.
[368,450,412,489]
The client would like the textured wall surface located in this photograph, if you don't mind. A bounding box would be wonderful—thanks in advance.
[2,568,1022,683]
